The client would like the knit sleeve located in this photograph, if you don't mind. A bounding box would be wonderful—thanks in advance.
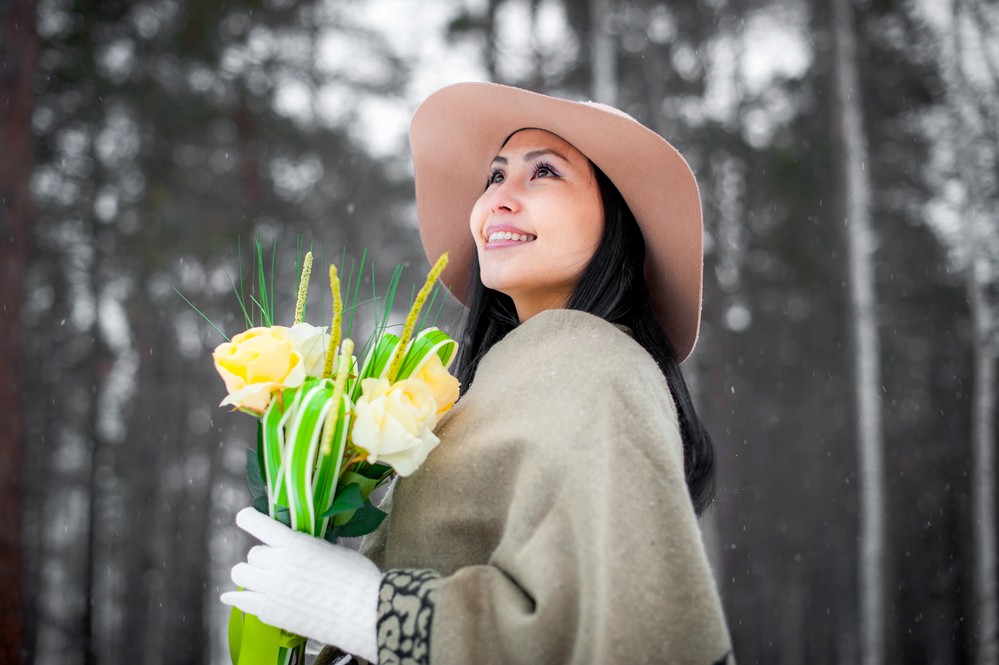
[371,314,732,664]
[374,569,442,664]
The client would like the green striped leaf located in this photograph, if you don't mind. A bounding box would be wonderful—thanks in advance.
[350,332,401,401]
[395,328,458,380]
[282,379,336,534]
[261,387,304,518]
[312,391,351,538]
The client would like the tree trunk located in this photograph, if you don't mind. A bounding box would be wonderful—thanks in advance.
[589,0,616,105]
[945,2,999,661]
[829,0,886,663]
[485,0,500,83]
[0,1,38,662]
[969,228,998,665]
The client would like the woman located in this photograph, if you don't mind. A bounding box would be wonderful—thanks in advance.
[222,82,735,665]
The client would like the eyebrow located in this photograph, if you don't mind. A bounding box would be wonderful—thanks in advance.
[490,148,571,165]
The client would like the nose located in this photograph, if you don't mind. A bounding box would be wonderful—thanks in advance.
[487,178,521,214]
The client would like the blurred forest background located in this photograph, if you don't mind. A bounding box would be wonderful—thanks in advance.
[1,0,998,663]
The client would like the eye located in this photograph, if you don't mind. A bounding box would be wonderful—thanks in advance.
[485,168,504,188]
[532,161,559,178]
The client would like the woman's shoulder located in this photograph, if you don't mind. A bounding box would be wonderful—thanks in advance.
[472,308,678,421]
[457,308,683,476]
[493,308,650,366]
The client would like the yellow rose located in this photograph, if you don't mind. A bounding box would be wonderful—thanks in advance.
[411,353,460,416]
[351,377,440,477]
[212,326,306,414]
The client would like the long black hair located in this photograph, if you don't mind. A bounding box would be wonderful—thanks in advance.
[451,163,717,516]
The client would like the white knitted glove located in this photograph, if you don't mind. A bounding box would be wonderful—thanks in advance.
[220,507,380,664]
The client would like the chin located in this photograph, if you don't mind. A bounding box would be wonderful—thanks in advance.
[481,280,520,297]
[479,267,519,293]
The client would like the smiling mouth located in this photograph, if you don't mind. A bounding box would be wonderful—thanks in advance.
[485,230,536,244]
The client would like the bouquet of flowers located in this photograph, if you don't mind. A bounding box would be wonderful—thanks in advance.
[207,247,459,665]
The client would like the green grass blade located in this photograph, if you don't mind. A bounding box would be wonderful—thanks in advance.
[432,285,448,327]
[342,256,356,338]
[317,242,325,336]
[172,288,230,342]
[269,240,277,325]
[225,268,252,332]
[253,238,271,326]
[418,282,441,329]
[347,249,368,340]
[377,263,404,335]
[249,293,268,321]
[237,236,251,329]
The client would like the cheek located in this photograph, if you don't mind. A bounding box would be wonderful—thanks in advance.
[584,213,604,251]
[583,190,605,251]
[469,197,489,241]
[563,199,604,256]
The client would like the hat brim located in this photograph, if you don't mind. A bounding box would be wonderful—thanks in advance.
[410,82,703,362]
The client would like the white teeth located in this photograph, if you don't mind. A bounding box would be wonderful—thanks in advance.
[488,231,533,242]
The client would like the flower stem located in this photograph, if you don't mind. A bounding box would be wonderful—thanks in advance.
[294,251,314,325]
[323,264,343,379]
[321,338,354,456]
[385,253,448,383]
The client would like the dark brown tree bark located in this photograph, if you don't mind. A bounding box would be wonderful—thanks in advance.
[0,1,38,663]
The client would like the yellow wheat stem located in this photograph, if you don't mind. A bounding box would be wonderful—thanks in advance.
[322,265,343,379]
[293,251,314,325]
[385,252,448,382]
[342,451,367,469]
[320,337,354,456]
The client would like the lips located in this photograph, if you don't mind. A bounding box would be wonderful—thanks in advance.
[484,223,537,244]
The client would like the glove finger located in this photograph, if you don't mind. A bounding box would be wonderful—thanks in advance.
[235,507,294,547]
[230,562,272,593]
[220,590,266,616]
[247,544,284,570]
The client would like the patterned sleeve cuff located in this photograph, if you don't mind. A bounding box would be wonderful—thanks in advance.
[376,569,444,665]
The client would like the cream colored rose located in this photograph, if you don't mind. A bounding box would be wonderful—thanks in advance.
[411,353,460,415]
[212,326,306,414]
[286,322,330,377]
[351,377,440,476]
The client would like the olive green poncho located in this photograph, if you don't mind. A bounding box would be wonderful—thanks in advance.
[323,308,733,664]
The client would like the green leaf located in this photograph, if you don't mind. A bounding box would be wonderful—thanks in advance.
[246,448,267,500]
[251,495,269,514]
[333,501,386,539]
[256,421,266,496]
[357,463,393,482]
[319,483,364,518]
[322,525,340,544]
[339,470,384,501]
[273,505,291,527]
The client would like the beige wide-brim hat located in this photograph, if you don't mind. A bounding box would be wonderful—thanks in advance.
[410,81,704,362]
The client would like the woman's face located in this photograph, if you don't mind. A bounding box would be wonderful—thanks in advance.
[469,128,604,322]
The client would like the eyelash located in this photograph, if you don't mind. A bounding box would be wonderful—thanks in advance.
[485,161,560,187]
